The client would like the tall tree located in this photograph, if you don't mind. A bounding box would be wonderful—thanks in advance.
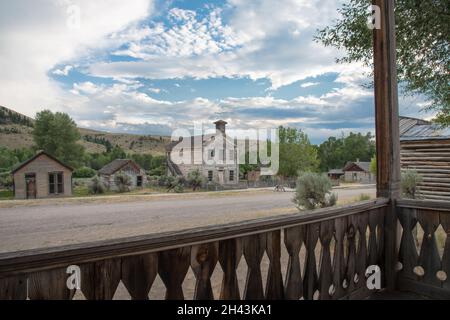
[278,126,319,177]
[316,0,449,126]
[32,110,84,167]
[318,132,375,171]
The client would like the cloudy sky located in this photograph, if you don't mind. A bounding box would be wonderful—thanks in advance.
[0,0,433,143]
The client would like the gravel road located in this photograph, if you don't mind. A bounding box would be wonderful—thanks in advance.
[0,186,375,253]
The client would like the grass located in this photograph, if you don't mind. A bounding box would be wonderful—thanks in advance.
[0,189,13,200]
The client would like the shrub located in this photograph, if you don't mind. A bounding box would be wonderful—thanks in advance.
[0,173,13,189]
[115,172,132,193]
[293,172,337,210]
[187,169,205,191]
[88,177,106,194]
[358,193,371,201]
[73,166,96,178]
[401,170,423,199]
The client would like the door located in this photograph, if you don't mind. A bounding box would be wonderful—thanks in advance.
[25,173,36,199]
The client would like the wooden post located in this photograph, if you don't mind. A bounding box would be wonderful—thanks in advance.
[373,0,401,291]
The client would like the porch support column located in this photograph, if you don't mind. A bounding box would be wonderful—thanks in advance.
[373,0,401,291]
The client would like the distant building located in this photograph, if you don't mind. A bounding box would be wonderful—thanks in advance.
[399,116,450,201]
[11,151,73,199]
[98,159,146,191]
[342,160,373,184]
[327,169,344,181]
[166,120,239,185]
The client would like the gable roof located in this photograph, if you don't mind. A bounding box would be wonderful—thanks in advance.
[343,161,371,173]
[166,133,236,152]
[400,116,450,141]
[11,151,73,174]
[98,159,142,175]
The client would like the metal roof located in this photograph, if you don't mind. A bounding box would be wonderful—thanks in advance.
[399,116,450,141]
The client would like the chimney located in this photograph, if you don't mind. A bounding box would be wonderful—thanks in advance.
[214,120,227,136]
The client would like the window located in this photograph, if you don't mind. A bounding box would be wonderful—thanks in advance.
[137,175,143,187]
[229,150,234,161]
[208,170,213,182]
[210,150,215,158]
[49,172,63,194]
[229,170,234,181]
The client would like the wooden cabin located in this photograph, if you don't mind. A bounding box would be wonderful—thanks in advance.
[11,151,73,199]
[98,159,146,191]
[399,116,450,201]
[342,161,373,184]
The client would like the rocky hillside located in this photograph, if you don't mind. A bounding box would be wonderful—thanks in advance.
[0,106,169,155]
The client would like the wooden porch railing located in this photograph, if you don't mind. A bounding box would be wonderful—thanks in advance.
[0,198,389,300]
[395,199,450,299]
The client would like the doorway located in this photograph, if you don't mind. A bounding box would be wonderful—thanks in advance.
[25,173,36,199]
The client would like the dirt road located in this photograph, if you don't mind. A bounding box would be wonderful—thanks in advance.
[0,186,375,253]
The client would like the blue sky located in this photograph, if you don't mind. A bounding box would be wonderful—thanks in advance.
[0,0,433,144]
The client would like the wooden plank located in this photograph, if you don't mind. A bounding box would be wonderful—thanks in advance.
[397,277,450,300]
[440,213,450,290]
[28,268,75,300]
[158,247,190,300]
[191,242,218,300]
[417,210,441,287]
[242,234,266,300]
[265,230,284,300]
[121,253,158,300]
[332,216,347,299]
[345,216,358,293]
[396,199,450,212]
[80,258,121,300]
[218,238,242,300]
[372,0,401,292]
[318,220,334,300]
[0,276,27,300]
[283,225,305,300]
[0,199,389,278]
[303,223,320,300]
[397,208,419,280]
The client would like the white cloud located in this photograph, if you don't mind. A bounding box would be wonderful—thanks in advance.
[52,65,73,76]
[0,0,154,117]
[300,82,319,88]
[87,0,345,89]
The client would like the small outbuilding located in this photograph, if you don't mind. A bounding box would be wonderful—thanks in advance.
[98,159,146,191]
[11,151,73,199]
[342,160,373,184]
[327,169,344,181]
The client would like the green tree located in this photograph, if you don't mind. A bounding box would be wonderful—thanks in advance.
[278,126,319,177]
[108,145,126,161]
[32,110,84,167]
[316,0,449,126]
[317,132,375,172]
[370,156,377,175]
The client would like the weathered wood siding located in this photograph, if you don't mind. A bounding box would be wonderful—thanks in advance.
[13,154,72,199]
[101,164,146,191]
[400,139,450,201]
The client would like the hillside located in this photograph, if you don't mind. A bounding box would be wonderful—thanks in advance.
[0,106,169,155]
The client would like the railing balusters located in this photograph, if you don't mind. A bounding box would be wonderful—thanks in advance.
[303,222,320,299]
[417,210,441,287]
[219,238,242,300]
[398,208,419,279]
[243,234,266,300]
[265,230,284,300]
[318,220,334,300]
[440,213,450,290]
[121,253,158,300]
[191,242,218,300]
[28,268,74,300]
[0,276,27,300]
[80,259,121,300]
[332,217,347,299]
[283,225,305,300]
[158,247,191,300]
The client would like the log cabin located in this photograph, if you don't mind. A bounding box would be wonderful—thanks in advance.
[400,116,450,201]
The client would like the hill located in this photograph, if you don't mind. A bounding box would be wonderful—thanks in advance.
[0,106,169,155]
